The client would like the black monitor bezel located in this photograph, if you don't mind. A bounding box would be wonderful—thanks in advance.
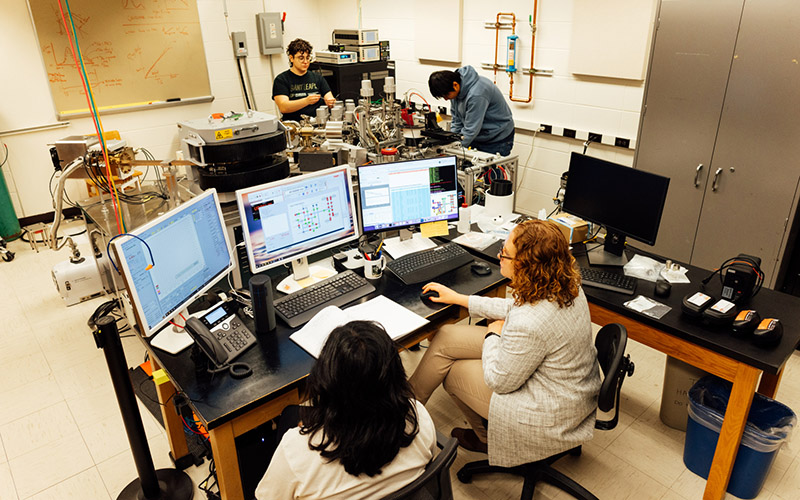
[561,152,670,247]
[356,155,460,234]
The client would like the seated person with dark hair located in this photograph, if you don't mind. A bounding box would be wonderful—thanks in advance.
[255,321,436,499]
[428,66,516,156]
[273,38,336,122]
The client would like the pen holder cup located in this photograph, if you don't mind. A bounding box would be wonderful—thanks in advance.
[364,255,386,279]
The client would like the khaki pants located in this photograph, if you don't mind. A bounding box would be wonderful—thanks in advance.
[409,324,492,442]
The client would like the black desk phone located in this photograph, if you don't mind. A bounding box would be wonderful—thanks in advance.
[184,300,256,367]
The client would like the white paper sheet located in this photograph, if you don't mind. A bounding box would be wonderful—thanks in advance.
[382,233,437,258]
[289,296,430,358]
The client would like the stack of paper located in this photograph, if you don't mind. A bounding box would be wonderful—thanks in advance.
[289,296,430,358]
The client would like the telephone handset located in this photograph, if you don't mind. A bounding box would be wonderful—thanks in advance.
[184,300,256,370]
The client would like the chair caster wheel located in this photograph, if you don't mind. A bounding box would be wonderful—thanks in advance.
[457,470,473,484]
[2,252,13,262]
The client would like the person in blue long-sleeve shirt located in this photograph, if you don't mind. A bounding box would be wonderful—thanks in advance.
[428,66,515,156]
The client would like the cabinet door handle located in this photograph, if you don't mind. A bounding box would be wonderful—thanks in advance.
[694,164,703,187]
[712,168,723,191]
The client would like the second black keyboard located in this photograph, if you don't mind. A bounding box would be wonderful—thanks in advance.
[579,266,637,295]
[273,270,376,328]
[387,242,474,285]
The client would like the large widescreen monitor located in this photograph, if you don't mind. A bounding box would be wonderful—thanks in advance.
[236,165,359,281]
[357,156,459,233]
[562,152,670,266]
[112,189,234,337]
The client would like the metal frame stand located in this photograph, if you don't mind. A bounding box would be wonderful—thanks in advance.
[94,316,194,500]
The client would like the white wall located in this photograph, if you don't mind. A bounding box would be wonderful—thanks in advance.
[1,0,656,219]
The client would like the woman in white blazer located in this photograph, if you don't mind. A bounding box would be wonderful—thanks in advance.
[409,220,601,467]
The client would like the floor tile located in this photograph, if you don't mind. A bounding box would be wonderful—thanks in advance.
[0,462,17,500]
[79,402,164,464]
[27,467,111,500]
[7,432,93,499]
[0,401,79,461]
[0,375,64,427]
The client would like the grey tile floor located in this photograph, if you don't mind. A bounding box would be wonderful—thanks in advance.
[1,225,799,499]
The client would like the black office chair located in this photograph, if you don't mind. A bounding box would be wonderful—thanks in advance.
[382,433,459,500]
[456,323,635,500]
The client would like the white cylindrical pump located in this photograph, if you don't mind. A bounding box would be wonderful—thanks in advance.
[360,79,374,98]
[384,76,396,94]
[457,203,471,233]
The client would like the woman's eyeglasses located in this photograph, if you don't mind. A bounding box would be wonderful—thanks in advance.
[498,248,515,261]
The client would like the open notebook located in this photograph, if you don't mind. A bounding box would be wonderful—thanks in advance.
[289,295,429,358]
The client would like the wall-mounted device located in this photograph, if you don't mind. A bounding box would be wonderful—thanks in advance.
[316,50,357,64]
[256,12,283,55]
[231,31,248,58]
[333,28,379,46]
[506,34,518,73]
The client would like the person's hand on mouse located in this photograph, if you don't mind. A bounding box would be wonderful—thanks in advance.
[421,282,469,307]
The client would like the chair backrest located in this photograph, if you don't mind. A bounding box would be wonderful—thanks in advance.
[594,323,635,431]
[381,434,458,500]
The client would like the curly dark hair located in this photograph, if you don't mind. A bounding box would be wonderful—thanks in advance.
[508,220,581,308]
[287,38,313,63]
[299,321,419,477]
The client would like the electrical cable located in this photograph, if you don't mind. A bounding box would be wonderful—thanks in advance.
[236,58,252,110]
[0,143,8,168]
[58,0,125,233]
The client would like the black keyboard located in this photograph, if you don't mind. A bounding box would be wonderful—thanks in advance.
[579,266,637,295]
[387,243,474,285]
[273,270,375,328]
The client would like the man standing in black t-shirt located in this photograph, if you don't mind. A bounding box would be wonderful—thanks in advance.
[272,39,335,122]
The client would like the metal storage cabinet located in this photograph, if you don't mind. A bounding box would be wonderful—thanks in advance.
[634,0,800,287]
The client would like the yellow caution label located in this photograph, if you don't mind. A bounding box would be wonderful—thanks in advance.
[215,128,233,140]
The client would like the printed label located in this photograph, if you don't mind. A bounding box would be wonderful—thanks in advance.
[215,128,233,140]
[710,299,735,314]
[687,292,711,307]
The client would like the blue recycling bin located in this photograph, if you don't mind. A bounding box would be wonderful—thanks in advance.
[683,376,796,499]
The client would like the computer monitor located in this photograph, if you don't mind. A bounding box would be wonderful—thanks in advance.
[562,152,670,266]
[236,165,359,281]
[357,156,459,234]
[112,189,234,338]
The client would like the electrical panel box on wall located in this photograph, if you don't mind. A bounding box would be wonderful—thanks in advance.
[231,31,248,58]
[256,12,283,55]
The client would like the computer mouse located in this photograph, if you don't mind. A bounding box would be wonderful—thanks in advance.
[470,262,492,276]
[420,290,440,301]
[654,279,671,298]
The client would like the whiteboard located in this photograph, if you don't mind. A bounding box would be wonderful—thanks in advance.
[568,0,657,80]
[415,0,463,63]
[28,0,212,118]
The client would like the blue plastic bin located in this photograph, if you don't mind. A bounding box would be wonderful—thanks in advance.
[683,376,796,499]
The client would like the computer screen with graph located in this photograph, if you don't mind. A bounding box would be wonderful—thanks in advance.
[357,156,459,233]
[112,189,234,337]
[236,165,359,275]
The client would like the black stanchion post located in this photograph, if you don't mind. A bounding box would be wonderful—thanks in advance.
[94,316,193,500]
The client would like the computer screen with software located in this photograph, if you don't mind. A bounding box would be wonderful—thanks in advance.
[112,189,234,337]
[236,165,359,277]
[562,152,670,265]
[357,156,459,233]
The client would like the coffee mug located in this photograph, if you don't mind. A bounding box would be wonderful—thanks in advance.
[364,255,387,279]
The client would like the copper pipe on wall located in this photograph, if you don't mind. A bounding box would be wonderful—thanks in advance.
[509,0,539,103]
[493,12,516,84]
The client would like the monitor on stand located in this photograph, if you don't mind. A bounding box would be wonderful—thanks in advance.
[111,189,234,352]
[561,152,670,267]
[356,155,459,240]
[236,165,359,289]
